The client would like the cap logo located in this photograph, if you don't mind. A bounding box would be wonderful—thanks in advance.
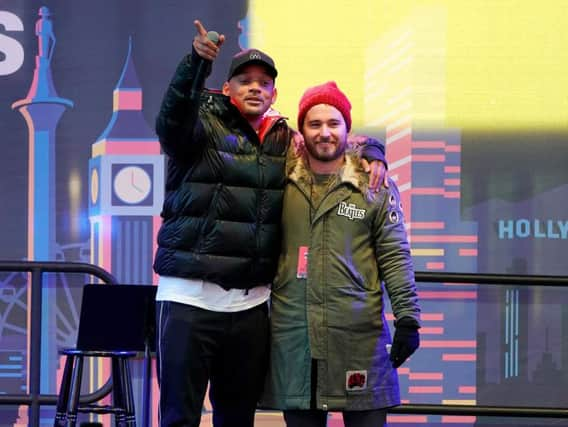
[249,52,262,60]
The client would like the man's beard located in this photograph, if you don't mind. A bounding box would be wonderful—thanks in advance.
[305,139,346,162]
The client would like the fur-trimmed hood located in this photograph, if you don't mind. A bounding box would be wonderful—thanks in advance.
[287,147,377,202]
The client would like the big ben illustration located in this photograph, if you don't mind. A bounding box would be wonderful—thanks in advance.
[88,38,164,425]
[89,38,164,284]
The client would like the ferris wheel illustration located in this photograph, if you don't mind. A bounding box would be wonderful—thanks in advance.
[0,270,28,344]
[0,241,91,365]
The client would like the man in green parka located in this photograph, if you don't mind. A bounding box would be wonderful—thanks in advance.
[262,81,421,427]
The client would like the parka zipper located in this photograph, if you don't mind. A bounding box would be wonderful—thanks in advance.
[250,117,285,283]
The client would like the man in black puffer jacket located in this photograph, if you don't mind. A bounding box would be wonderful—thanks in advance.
[153,20,388,427]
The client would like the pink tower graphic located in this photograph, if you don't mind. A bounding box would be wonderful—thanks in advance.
[11,5,74,406]
[11,6,74,257]
[12,6,73,262]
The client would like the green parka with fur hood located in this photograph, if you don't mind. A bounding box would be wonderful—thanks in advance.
[262,151,420,411]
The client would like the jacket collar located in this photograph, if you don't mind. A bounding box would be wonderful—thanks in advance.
[288,148,372,198]
[204,90,286,143]
[257,112,286,143]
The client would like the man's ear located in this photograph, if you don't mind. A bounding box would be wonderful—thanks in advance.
[271,87,278,105]
[222,81,230,96]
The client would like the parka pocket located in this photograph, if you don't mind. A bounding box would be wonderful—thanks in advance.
[328,287,383,330]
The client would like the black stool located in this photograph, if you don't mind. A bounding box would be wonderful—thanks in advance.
[53,284,157,427]
[54,349,136,427]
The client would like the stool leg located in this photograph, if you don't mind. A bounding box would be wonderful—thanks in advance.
[53,354,75,426]
[112,357,126,427]
[65,355,84,427]
[121,357,136,427]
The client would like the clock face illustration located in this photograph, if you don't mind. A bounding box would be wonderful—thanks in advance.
[90,168,99,205]
[113,165,152,204]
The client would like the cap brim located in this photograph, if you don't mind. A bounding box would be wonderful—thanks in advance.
[229,61,277,80]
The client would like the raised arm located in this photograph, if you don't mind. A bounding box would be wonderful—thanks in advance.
[155,20,225,159]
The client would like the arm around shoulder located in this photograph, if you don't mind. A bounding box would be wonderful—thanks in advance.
[349,135,387,166]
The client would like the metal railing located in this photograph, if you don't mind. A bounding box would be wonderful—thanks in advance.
[390,271,568,420]
[1,262,568,424]
[0,260,117,426]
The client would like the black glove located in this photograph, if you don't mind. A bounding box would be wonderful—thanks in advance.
[390,317,420,368]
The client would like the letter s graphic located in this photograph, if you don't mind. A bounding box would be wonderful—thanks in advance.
[0,11,25,76]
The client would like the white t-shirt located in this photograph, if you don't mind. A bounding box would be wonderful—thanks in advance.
[156,275,270,312]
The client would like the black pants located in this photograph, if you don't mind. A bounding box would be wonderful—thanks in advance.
[156,301,269,427]
[283,409,387,427]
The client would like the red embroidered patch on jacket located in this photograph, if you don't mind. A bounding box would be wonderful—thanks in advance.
[346,370,367,391]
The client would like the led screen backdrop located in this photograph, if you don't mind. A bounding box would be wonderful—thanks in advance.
[1,1,567,426]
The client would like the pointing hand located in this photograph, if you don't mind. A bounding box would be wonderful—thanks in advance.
[193,20,225,61]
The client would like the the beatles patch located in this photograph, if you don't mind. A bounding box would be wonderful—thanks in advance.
[346,370,367,391]
[337,202,366,220]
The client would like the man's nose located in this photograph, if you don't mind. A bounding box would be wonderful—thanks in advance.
[320,125,331,138]
[248,81,261,92]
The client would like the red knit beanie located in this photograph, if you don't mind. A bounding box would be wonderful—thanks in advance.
[297,81,352,131]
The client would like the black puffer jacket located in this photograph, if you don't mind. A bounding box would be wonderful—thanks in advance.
[153,51,293,290]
